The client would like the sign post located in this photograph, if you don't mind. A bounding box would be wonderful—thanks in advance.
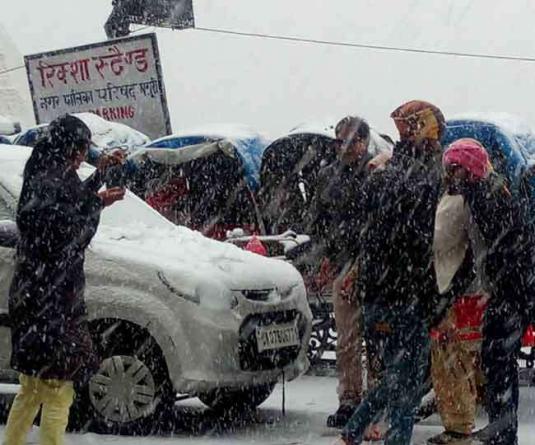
[24,33,171,140]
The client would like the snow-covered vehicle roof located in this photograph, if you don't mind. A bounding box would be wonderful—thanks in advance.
[0,115,20,136]
[12,112,150,153]
[288,120,393,156]
[444,113,535,189]
[142,125,271,191]
[0,144,303,309]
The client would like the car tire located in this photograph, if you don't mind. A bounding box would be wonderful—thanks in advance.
[198,382,276,413]
[69,319,175,435]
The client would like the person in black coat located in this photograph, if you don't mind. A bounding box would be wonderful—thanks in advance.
[442,138,535,445]
[305,117,375,273]
[3,114,125,445]
[304,116,390,433]
[338,100,447,445]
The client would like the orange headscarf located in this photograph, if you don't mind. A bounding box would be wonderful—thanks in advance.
[391,100,445,142]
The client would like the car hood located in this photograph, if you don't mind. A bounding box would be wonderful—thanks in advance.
[91,222,303,310]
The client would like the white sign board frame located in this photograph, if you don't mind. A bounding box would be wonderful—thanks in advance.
[25,33,172,140]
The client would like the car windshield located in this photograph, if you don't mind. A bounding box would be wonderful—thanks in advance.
[78,163,178,234]
[99,190,177,231]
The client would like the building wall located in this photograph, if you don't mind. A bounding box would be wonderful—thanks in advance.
[0,25,35,128]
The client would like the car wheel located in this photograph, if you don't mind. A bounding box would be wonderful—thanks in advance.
[198,382,276,413]
[69,320,175,434]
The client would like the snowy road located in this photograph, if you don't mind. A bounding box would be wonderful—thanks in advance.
[1,375,534,444]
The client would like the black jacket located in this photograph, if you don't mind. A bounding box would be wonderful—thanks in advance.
[354,142,443,320]
[305,154,373,270]
[9,156,103,383]
[463,174,535,311]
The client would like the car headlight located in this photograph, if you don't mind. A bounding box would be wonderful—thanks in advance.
[157,271,200,304]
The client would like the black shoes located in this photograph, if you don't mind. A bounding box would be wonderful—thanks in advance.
[327,404,357,429]
[427,430,471,444]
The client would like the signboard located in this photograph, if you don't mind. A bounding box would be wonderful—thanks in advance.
[24,33,171,140]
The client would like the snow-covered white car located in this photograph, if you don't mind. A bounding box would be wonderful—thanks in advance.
[0,146,312,431]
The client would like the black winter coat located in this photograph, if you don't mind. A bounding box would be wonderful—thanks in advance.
[354,142,443,320]
[9,158,103,384]
[463,174,535,313]
[305,155,373,270]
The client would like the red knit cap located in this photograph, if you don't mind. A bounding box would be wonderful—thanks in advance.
[443,138,491,180]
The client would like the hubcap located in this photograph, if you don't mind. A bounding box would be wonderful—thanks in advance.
[89,355,156,423]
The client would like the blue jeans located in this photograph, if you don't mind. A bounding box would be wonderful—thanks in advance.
[481,298,530,445]
[342,304,430,445]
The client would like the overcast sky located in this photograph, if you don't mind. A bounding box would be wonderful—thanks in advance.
[2,0,535,137]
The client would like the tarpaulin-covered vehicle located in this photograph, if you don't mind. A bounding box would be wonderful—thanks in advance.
[258,122,392,234]
[12,112,150,161]
[127,126,270,239]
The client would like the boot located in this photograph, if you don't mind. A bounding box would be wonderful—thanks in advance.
[415,391,437,422]
[326,404,356,429]
[427,430,471,444]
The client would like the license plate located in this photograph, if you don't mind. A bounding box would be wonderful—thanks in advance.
[255,322,300,352]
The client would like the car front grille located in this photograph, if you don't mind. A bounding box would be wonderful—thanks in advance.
[238,310,306,371]
[240,289,273,302]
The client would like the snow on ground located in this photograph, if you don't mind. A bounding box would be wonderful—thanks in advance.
[1,375,534,445]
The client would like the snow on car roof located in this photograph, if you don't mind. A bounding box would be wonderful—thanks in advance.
[288,121,337,138]
[450,112,535,137]
[153,123,269,143]
[278,120,393,157]
[447,113,535,165]
[75,112,150,150]
[14,113,150,152]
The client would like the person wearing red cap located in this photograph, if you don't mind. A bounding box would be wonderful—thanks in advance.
[442,138,535,445]
[428,143,490,444]
[336,101,448,445]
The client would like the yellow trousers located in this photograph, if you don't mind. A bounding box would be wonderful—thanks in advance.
[2,374,74,445]
[431,338,484,435]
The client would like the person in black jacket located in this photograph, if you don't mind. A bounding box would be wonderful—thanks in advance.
[304,116,389,433]
[3,114,125,445]
[442,138,535,445]
[338,100,446,445]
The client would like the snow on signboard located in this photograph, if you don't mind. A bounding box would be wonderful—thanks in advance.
[24,33,171,140]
